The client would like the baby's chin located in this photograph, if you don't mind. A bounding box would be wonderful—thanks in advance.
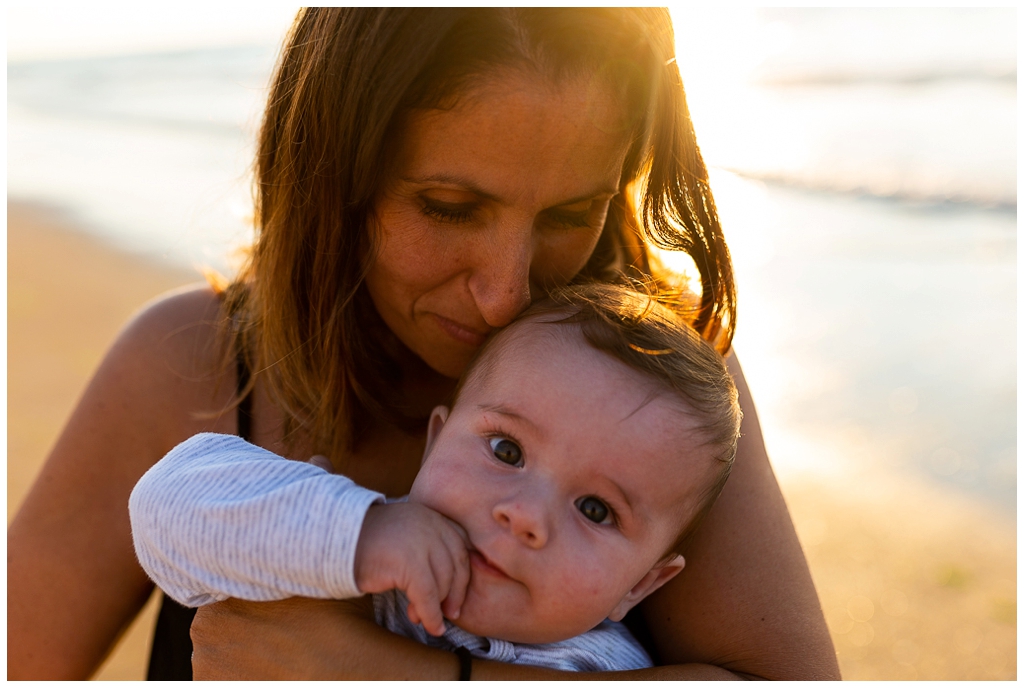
[448,589,605,645]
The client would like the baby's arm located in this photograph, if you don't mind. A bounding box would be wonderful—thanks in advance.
[129,433,384,607]
[129,433,470,634]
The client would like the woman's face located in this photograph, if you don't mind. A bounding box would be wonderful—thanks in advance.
[365,71,633,378]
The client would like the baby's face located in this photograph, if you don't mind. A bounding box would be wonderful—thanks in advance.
[408,320,714,644]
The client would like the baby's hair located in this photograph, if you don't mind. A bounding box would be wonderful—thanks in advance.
[453,282,742,556]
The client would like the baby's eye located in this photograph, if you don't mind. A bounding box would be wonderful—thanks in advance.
[576,496,611,524]
[489,438,523,467]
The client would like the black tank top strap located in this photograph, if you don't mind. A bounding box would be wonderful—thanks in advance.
[146,346,254,680]
[236,346,254,442]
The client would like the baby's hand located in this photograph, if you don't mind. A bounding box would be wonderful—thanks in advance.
[354,502,470,636]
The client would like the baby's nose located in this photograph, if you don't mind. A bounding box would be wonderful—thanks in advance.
[493,499,548,549]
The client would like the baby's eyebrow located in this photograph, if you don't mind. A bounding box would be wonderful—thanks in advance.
[477,402,546,436]
[477,403,532,425]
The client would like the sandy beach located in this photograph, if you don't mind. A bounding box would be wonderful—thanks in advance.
[7,201,1015,680]
[8,202,199,680]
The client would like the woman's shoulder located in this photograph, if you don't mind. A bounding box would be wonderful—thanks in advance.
[123,281,223,336]
[115,283,225,370]
[96,283,237,441]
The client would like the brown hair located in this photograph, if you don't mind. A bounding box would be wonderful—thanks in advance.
[457,281,742,553]
[223,8,736,458]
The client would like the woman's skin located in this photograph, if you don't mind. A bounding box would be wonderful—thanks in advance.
[6,71,839,680]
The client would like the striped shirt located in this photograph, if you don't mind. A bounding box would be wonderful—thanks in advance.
[129,433,653,671]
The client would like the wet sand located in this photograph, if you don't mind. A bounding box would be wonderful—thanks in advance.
[7,200,1015,680]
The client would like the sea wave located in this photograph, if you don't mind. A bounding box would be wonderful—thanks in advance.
[755,69,1016,88]
[723,168,1017,213]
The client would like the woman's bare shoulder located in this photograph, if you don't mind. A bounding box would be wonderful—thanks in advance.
[92,283,238,444]
[117,283,225,362]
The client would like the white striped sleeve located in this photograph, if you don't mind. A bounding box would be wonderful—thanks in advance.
[129,433,384,607]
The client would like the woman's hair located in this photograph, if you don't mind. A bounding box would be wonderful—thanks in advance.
[456,281,742,554]
[223,8,736,456]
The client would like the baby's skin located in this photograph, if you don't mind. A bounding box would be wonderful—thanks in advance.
[349,317,717,643]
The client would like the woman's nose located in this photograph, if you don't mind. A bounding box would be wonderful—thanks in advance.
[468,223,534,328]
[492,497,549,549]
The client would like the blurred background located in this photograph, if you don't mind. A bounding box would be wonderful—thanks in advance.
[7,5,1015,680]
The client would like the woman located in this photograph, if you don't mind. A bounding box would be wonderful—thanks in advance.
[8,8,839,680]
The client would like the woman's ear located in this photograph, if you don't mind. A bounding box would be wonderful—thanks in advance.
[607,554,685,622]
[422,405,450,465]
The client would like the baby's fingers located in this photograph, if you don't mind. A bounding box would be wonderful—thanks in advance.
[406,580,446,637]
[441,538,471,620]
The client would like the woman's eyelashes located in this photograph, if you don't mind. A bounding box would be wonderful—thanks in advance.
[542,209,593,229]
[489,437,523,467]
[419,197,600,230]
[421,200,474,225]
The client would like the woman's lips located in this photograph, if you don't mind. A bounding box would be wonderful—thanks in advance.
[431,313,489,347]
[469,549,510,580]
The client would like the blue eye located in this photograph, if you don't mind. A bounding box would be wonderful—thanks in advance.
[576,496,610,524]
[489,438,523,467]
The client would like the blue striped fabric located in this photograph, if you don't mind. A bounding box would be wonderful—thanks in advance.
[130,433,384,607]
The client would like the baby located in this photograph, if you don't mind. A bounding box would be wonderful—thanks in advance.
[130,283,742,673]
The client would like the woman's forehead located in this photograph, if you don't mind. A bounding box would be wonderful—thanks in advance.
[392,72,633,201]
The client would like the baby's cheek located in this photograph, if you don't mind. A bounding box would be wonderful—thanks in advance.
[410,457,466,507]
[547,563,611,620]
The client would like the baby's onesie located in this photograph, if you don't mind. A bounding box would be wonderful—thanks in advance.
[130,433,653,671]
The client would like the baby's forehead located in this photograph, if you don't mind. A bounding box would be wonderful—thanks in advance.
[461,314,685,413]
[462,316,699,443]
[462,315,589,388]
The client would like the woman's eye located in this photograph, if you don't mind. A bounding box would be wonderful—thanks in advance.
[489,438,523,467]
[545,209,593,229]
[576,496,611,524]
[421,202,474,225]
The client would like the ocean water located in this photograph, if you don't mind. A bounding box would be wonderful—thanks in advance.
[7,9,1015,509]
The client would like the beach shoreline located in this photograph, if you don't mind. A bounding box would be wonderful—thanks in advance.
[7,199,1015,680]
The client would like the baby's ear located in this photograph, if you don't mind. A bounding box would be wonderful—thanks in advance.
[423,406,450,466]
[607,554,685,622]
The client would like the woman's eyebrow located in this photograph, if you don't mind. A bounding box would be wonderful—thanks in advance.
[402,174,501,202]
[401,174,618,206]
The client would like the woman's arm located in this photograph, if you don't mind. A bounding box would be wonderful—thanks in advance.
[190,597,739,680]
[188,355,838,680]
[7,286,233,679]
[638,354,839,679]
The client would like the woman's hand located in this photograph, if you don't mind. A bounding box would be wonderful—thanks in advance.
[190,596,740,680]
[190,597,465,680]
